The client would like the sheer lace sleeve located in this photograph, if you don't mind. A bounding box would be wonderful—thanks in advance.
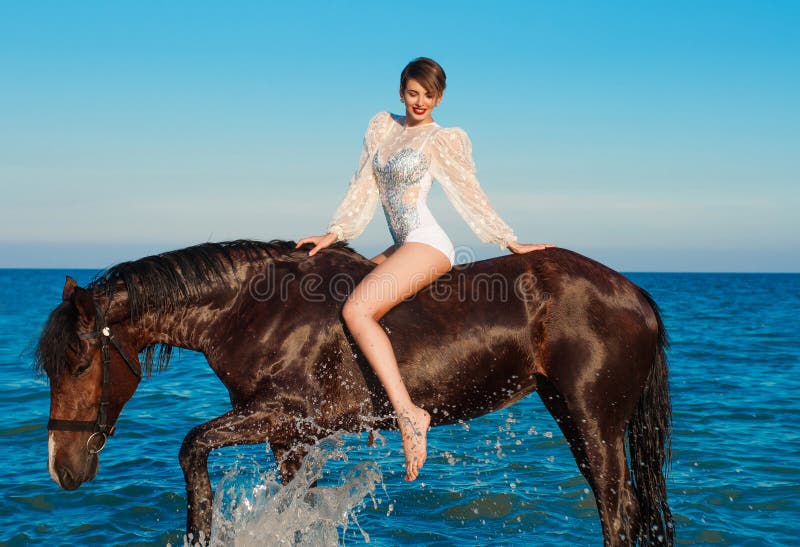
[325,111,391,242]
[429,127,518,250]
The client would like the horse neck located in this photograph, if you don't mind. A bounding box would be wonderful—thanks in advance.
[134,302,222,355]
[113,251,358,356]
[103,281,240,356]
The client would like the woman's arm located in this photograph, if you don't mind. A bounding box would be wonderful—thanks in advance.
[428,127,519,250]
[325,112,391,242]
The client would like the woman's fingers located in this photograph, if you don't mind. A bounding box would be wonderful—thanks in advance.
[296,233,338,250]
[300,233,340,255]
[309,240,332,256]
[509,242,558,254]
[295,236,320,248]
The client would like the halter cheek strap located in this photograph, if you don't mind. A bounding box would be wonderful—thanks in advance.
[47,300,142,453]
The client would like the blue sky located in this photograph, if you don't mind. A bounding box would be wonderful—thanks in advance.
[0,0,797,271]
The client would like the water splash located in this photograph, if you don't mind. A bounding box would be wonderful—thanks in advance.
[209,432,384,546]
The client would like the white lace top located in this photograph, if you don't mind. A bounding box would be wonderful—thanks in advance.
[326,111,518,250]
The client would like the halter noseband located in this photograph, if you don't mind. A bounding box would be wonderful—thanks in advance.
[47,300,142,454]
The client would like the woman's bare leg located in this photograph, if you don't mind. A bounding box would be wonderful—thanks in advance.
[342,242,451,480]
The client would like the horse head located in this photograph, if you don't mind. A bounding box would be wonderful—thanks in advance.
[36,275,141,490]
[34,240,306,491]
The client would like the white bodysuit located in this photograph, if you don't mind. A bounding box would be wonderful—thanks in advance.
[326,111,518,267]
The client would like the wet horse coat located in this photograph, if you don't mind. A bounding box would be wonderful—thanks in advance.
[37,240,673,545]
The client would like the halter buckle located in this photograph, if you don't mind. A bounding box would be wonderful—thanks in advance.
[87,431,108,454]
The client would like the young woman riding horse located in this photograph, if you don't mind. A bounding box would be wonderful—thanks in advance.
[39,56,673,545]
[296,57,555,480]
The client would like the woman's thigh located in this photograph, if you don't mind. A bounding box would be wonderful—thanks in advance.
[345,242,452,321]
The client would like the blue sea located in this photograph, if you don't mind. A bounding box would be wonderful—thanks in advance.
[1,269,798,545]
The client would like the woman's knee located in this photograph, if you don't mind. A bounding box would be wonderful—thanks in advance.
[342,297,371,326]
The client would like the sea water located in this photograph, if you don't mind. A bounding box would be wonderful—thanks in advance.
[1,270,798,545]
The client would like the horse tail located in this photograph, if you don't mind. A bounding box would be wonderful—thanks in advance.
[628,287,674,545]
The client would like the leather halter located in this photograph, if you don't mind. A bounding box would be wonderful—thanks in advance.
[47,300,142,453]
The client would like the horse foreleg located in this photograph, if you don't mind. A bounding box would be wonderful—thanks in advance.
[272,442,310,485]
[178,401,294,545]
[537,379,639,546]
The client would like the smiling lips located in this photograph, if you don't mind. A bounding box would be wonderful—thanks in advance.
[412,107,426,115]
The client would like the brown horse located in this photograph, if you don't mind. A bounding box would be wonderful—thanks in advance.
[35,239,673,545]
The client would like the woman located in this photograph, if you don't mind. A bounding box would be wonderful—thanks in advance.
[296,57,554,481]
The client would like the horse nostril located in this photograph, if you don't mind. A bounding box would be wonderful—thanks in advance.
[58,465,80,490]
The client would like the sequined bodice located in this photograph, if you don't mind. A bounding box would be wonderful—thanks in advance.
[372,146,433,243]
[326,111,519,251]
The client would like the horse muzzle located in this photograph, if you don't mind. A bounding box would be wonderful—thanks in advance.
[48,431,99,490]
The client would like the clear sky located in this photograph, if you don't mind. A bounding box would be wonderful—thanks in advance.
[1,0,797,271]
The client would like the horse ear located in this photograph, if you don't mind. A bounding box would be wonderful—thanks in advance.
[71,287,96,320]
[62,276,78,301]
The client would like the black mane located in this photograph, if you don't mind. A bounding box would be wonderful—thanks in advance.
[35,238,359,379]
[88,239,322,320]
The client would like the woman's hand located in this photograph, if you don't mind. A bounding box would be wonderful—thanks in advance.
[295,232,339,256]
[507,241,556,254]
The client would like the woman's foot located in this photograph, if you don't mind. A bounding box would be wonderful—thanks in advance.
[397,406,431,481]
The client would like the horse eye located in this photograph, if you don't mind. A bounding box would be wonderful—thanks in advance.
[73,361,92,377]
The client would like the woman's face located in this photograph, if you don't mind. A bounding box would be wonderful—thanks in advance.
[400,78,441,126]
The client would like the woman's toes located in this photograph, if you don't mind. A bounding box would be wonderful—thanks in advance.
[399,406,430,481]
[405,459,418,481]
